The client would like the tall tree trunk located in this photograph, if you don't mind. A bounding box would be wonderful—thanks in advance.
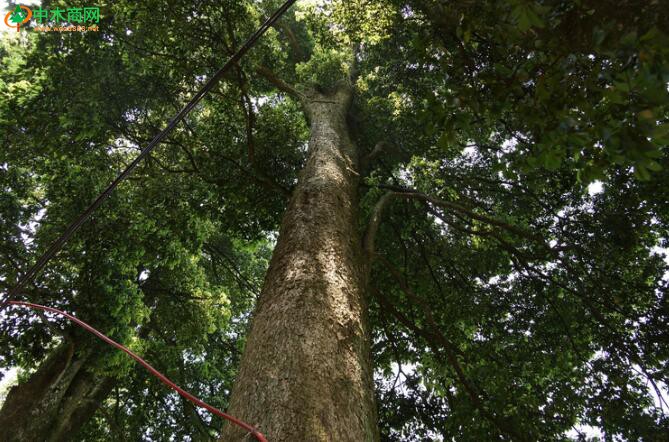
[219,87,378,441]
[0,341,114,442]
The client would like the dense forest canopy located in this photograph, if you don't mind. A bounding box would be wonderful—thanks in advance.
[1,0,668,440]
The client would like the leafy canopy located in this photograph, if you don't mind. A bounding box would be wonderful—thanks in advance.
[1,0,668,440]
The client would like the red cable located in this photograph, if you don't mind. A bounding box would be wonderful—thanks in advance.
[7,301,267,442]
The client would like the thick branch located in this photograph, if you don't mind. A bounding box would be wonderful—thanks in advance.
[363,184,546,263]
[396,190,543,242]
[361,141,390,170]
[363,191,396,258]
[363,183,553,246]
[256,65,305,100]
[274,21,308,62]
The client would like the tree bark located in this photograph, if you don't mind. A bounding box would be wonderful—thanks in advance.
[219,86,378,441]
[0,341,114,442]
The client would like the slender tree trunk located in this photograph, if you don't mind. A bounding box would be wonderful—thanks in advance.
[0,341,114,442]
[219,86,378,441]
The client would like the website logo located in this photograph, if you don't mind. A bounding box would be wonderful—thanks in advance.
[4,5,101,33]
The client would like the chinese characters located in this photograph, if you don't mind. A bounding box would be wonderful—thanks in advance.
[32,6,100,24]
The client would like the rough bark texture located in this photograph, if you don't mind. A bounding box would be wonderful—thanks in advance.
[0,342,114,442]
[219,87,378,441]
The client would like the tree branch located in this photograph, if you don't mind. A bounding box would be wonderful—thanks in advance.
[371,281,524,441]
[396,190,544,243]
[361,141,390,170]
[274,21,308,62]
[256,65,305,100]
[363,191,396,258]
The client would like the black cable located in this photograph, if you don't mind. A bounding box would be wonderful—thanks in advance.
[1,0,297,310]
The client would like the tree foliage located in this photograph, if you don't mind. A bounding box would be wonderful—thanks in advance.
[1,0,668,440]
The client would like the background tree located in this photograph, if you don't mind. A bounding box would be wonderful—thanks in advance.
[1,0,668,440]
